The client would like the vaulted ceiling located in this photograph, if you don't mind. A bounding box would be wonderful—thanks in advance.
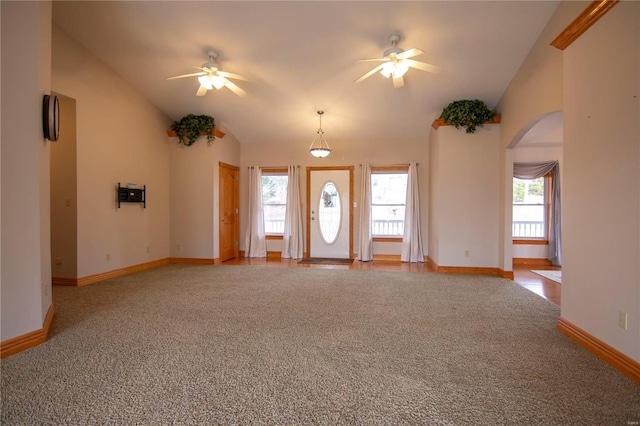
[52,1,559,145]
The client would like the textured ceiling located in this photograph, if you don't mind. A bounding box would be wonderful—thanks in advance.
[52,1,559,145]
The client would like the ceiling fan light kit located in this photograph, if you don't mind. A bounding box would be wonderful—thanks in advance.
[198,74,225,90]
[167,50,247,97]
[309,111,331,158]
[380,61,409,79]
[354,33,441,88]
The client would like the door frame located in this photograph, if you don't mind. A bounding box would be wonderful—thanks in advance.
[219,161,239,262]
[306,166,354,258]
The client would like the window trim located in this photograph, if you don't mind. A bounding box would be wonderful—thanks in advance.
[514,239,548,245]
[373,236,403,243]
[261,168,288,236]
[371,165,409,240]
[512,171,553,243]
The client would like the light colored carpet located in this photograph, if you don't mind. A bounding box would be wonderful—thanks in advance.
[531,269,562,283]
[1,265,637,424]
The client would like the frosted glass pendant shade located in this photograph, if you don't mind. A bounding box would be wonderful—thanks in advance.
[309,111,331,158]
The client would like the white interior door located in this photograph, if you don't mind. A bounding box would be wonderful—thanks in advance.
[308,168,352,258]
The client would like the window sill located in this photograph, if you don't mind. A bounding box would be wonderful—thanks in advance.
[513,239,548,245]
[373,237,403,243]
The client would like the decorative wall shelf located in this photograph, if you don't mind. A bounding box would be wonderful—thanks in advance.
[166,129,226,138]
[432,116,501,130]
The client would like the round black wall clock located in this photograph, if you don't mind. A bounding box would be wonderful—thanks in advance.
[43,94,60,141]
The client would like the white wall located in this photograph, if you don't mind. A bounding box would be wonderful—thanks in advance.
[52,25,171,278]
[240,137,429,257]
[169,124,240,260]
[50,97,78,278]
[428,128,440,263]
[429,124,501,268]
[497,1,584,150]
[169,139,215,259]
[496,1,585,271]
[562,1,639,360]
[1,1,52,340]
[513,243,547,260]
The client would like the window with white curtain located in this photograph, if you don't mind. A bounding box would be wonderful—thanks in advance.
[371,167,408,237]
[261,170,288,236]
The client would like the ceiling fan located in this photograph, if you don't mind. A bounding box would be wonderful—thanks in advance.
[167,50,248,97]
[354,34,441,88]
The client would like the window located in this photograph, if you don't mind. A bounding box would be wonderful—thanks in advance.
[512,174,551,240]
[371,168,408,238]
[318,181,341,244]
[261,170,288,235]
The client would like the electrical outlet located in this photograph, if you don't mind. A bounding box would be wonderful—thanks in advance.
[464,250,470,257]
[619,311,627,330]
[177,243,181,251]
[54,257,62,266]
[106,253,111,261]
[146,246,150,253]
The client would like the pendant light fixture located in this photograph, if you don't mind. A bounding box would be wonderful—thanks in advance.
[309,110,331,158]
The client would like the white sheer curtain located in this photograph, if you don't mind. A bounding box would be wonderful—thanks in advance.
[282,165,304,259]
[357,163,373,261]
[401,162,424,262]
[244,166,266,258]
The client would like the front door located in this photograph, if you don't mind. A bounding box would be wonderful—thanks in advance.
[306,167,353,258]
[219,162,239,262]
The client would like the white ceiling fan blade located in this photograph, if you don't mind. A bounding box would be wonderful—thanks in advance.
[224,79,247,97]
[354,64,385,83]
[358,57,389,63]
[392,75,404,89]
[167,72,205,80]
[196,85,208,96]
[218,71,248,81]
[397,48,424,60]
[404,59,442,74]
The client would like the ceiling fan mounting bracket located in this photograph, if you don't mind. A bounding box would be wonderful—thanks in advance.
[384,47,403,57]
[203,51,221,72]
[202,62,220,72]
[384,34,404,57]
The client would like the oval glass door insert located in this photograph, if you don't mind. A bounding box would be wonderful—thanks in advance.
[318,181,341,245]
